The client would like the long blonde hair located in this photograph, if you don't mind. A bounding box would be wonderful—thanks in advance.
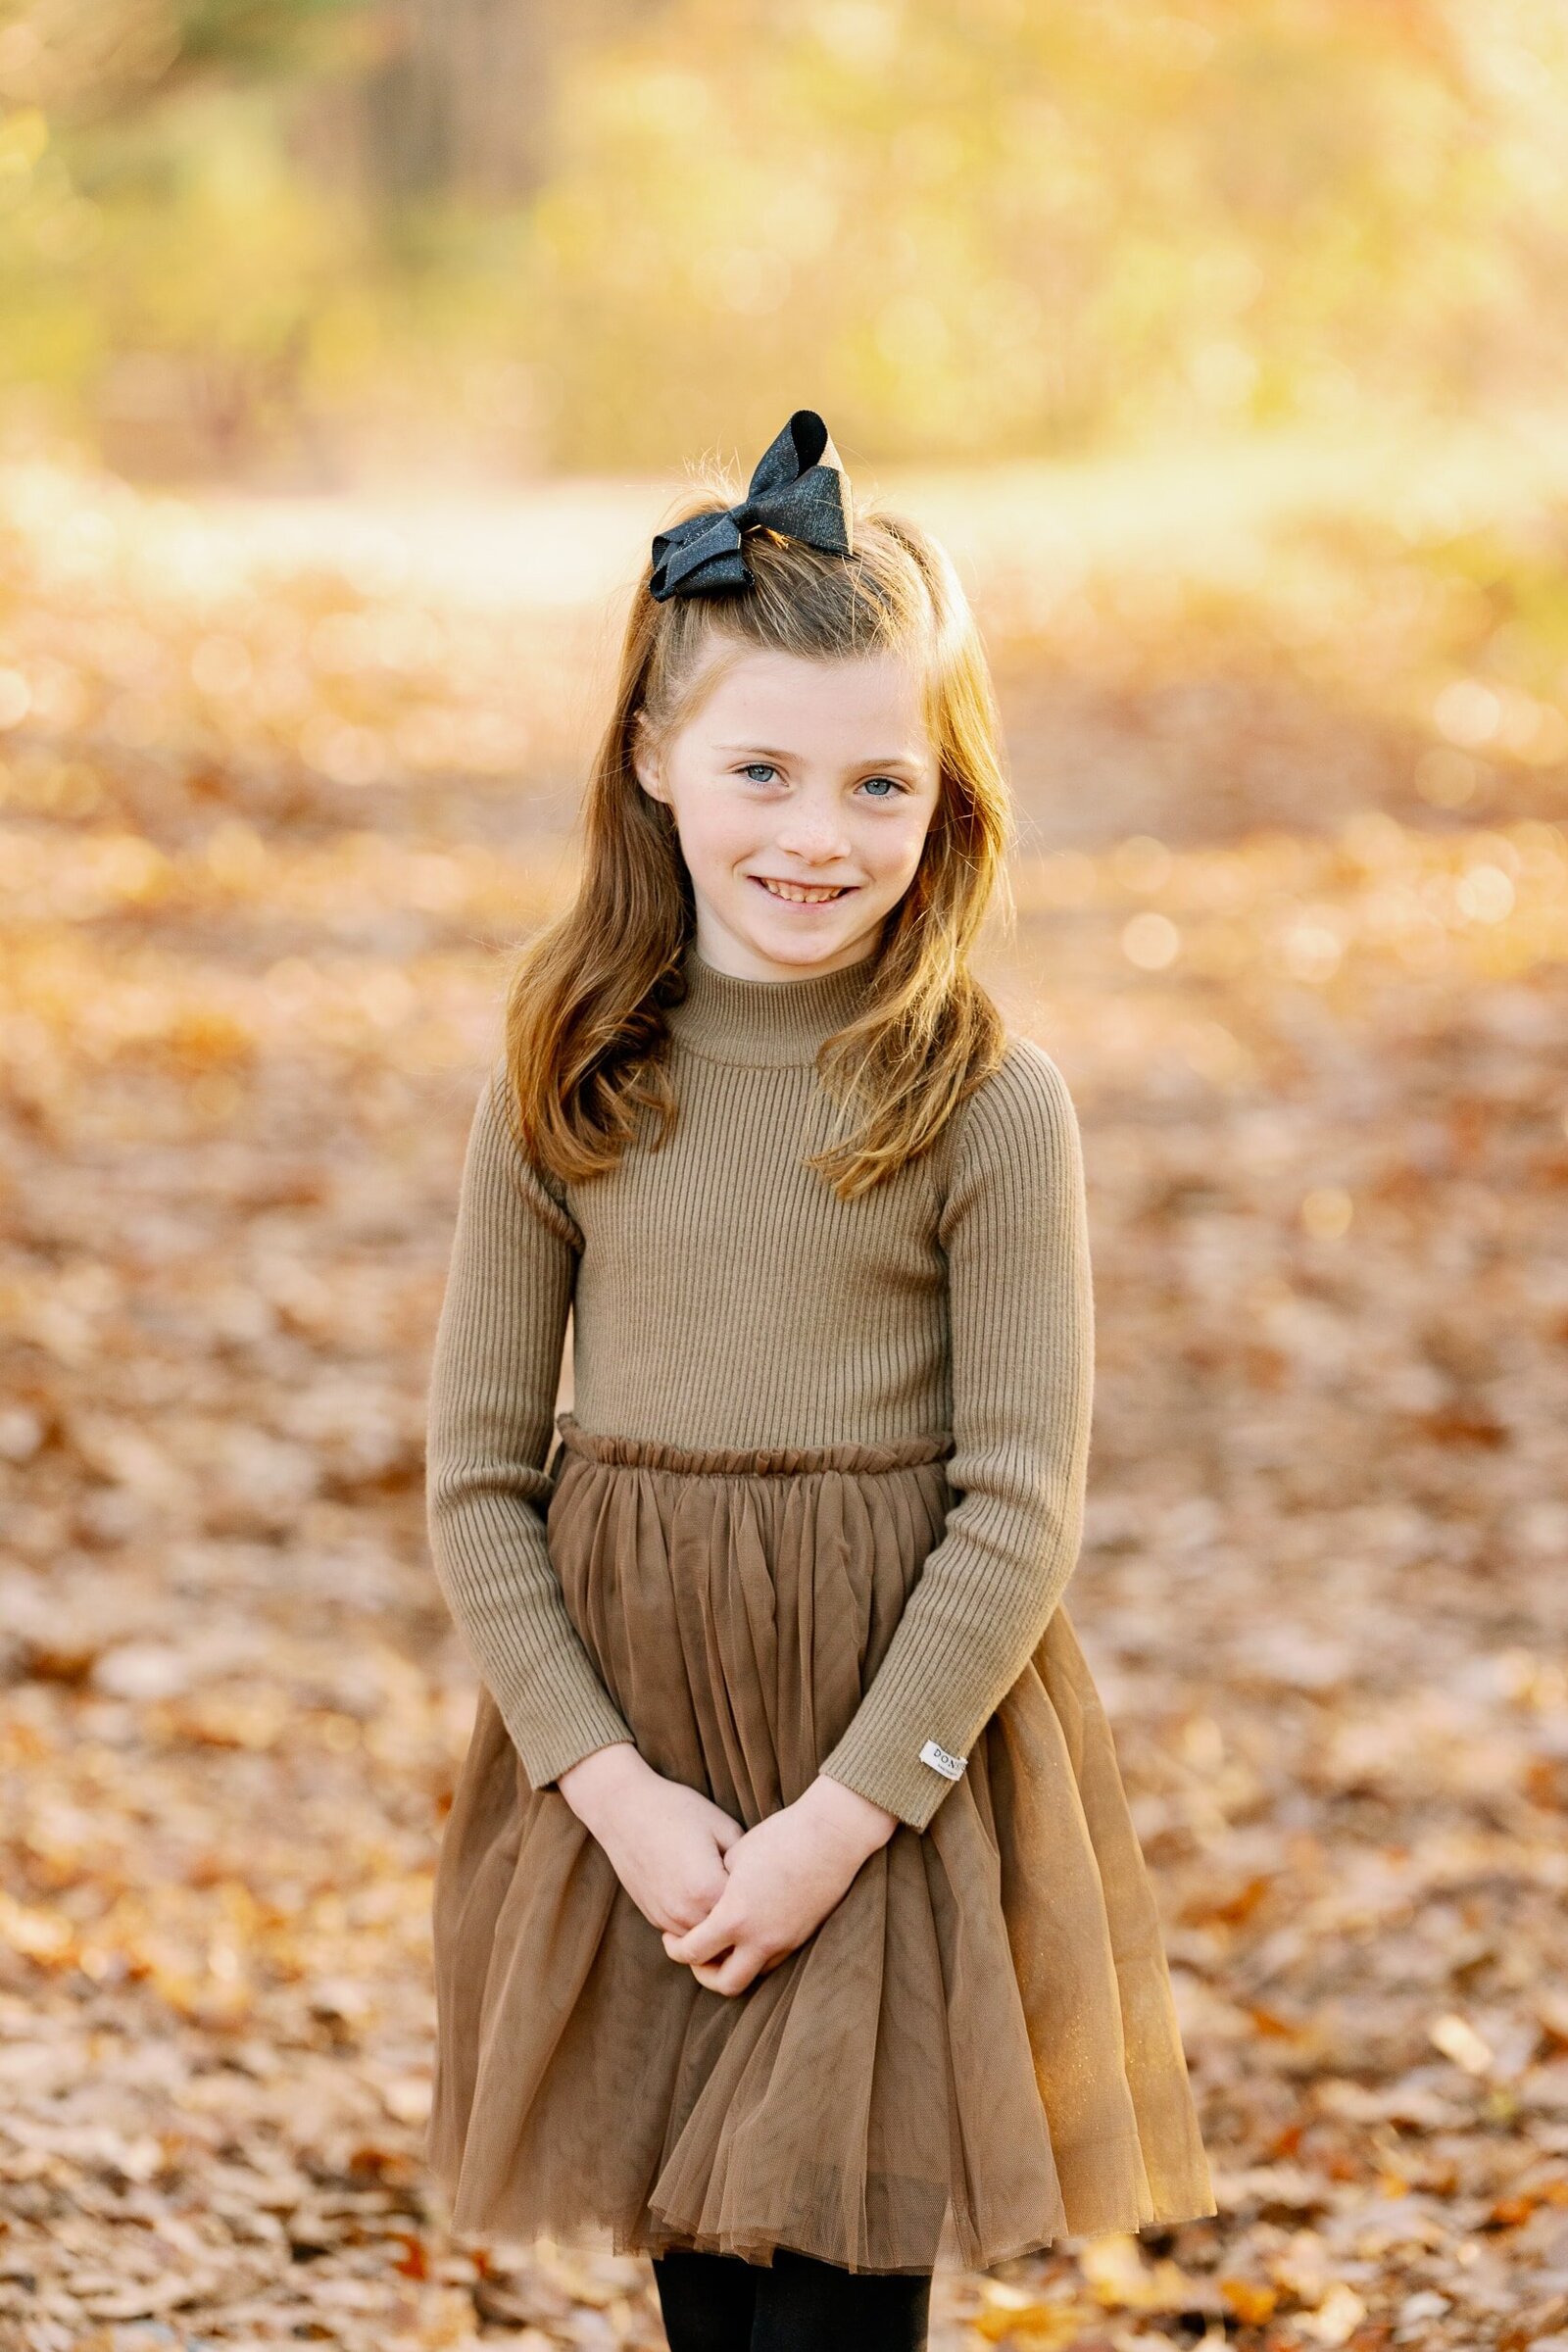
[502,462,1017,1200]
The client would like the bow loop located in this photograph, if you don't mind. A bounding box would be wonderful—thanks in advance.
[649,409,853,601]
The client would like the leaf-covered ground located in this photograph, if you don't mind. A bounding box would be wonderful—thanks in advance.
[2,437,1566,2349]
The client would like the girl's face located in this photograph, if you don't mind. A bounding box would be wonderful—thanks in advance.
[633,643,943,983]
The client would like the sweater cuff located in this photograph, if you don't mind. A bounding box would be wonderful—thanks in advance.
[496,1683,639,1796]
[817,1722,969,1834]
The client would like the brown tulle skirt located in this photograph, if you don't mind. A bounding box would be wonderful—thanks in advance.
[425,1413,1215,2277]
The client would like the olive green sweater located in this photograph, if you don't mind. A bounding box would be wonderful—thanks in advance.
[424,942,1096,1832]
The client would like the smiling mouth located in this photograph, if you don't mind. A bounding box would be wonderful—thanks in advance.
[751,877,858,904]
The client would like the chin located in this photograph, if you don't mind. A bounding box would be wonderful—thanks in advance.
[712,887,886,971]
[749,939,840,967]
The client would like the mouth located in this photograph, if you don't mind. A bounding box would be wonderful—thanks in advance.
[750,876,859,906]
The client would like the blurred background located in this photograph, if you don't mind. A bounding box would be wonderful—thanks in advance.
[2,5,1567,2348]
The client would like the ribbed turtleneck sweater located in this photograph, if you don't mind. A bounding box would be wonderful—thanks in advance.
[424,942,1096,1832]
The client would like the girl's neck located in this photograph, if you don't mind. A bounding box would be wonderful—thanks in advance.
[665,937,878,1068]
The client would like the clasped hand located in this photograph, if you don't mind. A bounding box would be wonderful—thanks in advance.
[557,1743,898,1997]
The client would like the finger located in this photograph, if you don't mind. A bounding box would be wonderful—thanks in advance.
[665,1898,739,1965]
[667,1890,733,1947]
[714,1945,761,1996]
[665,1885,727,1937]
[689,1950,752,1996]
[662,1919,718,1954]
[685,1942,758,1996]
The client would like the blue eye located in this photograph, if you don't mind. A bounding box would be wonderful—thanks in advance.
[735,762,906,797]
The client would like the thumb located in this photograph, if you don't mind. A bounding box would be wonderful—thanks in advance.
[663,1886,738,1965]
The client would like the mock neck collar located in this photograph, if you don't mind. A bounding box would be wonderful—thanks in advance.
[664,939,879,1067]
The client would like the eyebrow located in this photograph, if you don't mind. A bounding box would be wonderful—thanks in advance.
[713,743,925,767]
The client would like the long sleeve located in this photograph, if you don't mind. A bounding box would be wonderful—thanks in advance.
[818,1040,1097,1831]
[425,1063,637,1790]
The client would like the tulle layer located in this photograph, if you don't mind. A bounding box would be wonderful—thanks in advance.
[425,1411,1214,2276]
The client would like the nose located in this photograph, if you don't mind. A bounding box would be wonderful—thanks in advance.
[771,798,854,864]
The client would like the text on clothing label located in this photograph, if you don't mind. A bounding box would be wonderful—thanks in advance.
[919,1739,965,1781]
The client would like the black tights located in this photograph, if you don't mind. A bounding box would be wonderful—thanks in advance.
[652,2243,932,2352]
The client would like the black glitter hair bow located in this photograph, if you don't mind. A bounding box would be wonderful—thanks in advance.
[649,409,854,601]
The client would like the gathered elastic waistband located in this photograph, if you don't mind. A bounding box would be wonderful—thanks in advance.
[552,1410,954,1480]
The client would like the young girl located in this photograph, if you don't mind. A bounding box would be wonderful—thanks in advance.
[422,411,1215,2350]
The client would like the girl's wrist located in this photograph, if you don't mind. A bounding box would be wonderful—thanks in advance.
[802,1771,900,1857]
[556,1738,650,1829]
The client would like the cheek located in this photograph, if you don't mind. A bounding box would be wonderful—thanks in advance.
[672,792,758,870]
[866,806,937,875]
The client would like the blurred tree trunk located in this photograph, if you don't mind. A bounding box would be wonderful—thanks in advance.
[359,0,554,200]
[291,0,646,204]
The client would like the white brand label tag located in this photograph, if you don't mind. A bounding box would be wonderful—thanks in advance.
[919,1739,965,1781]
